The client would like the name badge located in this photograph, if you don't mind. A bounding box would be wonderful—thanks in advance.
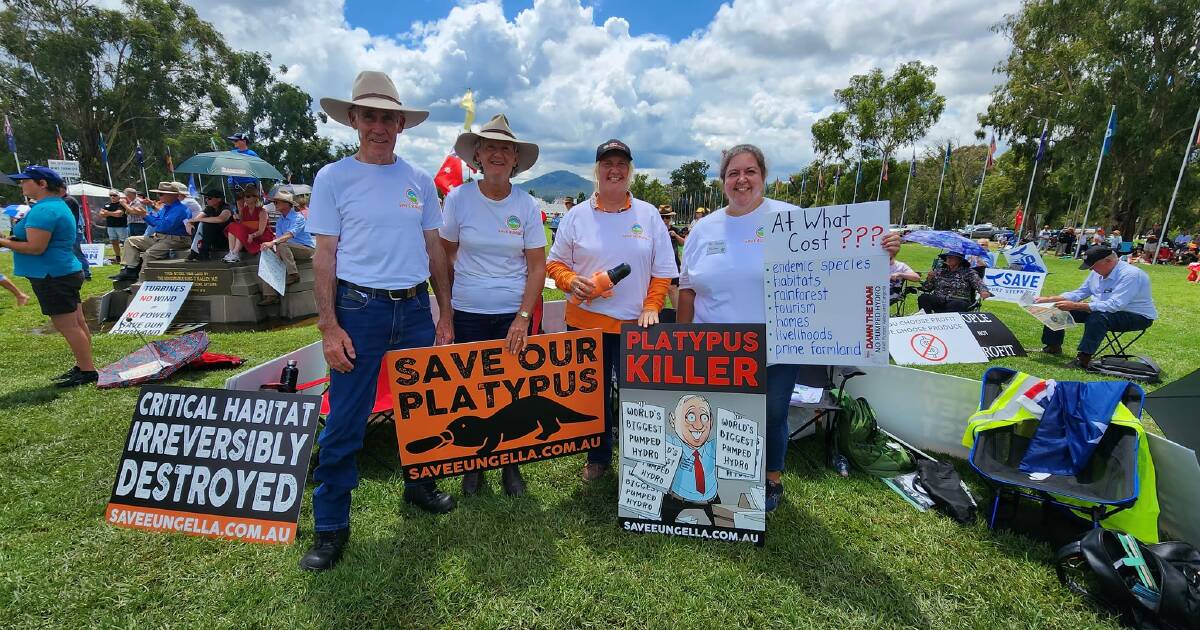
[706,240,727,256]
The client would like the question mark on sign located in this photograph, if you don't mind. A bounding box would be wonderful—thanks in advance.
[841,228,852,246]
[855,226,868,247]
[871,225,884,246]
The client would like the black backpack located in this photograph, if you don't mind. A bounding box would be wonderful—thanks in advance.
[1056,528,1200,629]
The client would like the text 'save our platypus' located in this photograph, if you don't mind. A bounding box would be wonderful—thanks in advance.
[405,395,598,456]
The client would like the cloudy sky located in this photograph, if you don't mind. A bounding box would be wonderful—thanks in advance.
[173,0,1018,181]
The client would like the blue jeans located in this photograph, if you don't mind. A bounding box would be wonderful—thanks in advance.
[453,310,517,344]
[765,363,801,473]
[567,326,620,465]
[1041,310,1153,355]
[312,283,435,532]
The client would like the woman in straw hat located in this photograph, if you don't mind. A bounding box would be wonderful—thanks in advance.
[546,139,679,482]
[299,70,453,572]
[440,114,546,497]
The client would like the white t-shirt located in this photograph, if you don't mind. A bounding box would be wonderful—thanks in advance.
[182,196,204,218]
[548,196,679,321]
[307,155,442,289]
[679,198,796,324]
[440,181,546,314]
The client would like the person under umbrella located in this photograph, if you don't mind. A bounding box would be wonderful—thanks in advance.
[918,250,991,313]
[226,132,259,188]
[184,187,232,262]
[440,113,546,497]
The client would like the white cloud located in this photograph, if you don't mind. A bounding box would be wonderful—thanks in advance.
[181,0,1019,181]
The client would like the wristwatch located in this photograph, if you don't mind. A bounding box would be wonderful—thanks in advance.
[517,310,531,319]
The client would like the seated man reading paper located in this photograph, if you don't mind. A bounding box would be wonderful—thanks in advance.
[1037,245,1157,370]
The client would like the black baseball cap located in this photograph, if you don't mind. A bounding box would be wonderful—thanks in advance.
[201,187,225,199]
[1079,245,1114,269]
[595,139,632,162]
[226,132,250,142]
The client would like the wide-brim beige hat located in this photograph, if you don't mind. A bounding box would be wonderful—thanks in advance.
[150,181,187,195]
[269,190,295,206]
[320,70,429,129]
[453,113,539,175]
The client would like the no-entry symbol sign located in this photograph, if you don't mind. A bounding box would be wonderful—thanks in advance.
[910,333,948,362]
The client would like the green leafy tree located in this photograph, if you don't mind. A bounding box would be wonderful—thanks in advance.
[980,0,1200,235]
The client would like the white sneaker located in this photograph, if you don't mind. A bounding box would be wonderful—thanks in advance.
[222,252,240,263]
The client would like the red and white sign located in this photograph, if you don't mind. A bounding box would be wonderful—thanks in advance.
[110,281,193,335]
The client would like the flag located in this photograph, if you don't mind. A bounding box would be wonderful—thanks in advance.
[164,146,174,174]
[3,115,14,154]
[943,141,952,169]
[1101,107,1117,156]
[882,154,889,182]
[135,140,145,168]
[55,125,65,160]
[210,137,219,152]
[800,172,808,196]
[187,174,197,198]
[460,89,476,131]
[1035,121,1049,162]
[985,135,996,169]
[834,164,842,185]
[434,152,466,195]
[98,132,108,163]
[909,151,916,176]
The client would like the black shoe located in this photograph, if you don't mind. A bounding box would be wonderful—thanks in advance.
[501,465,526,497]
[52,366,81,382]
[186,251,208,262]
[1041,345,1063,355]
[55,369,97,388]
[299,528,349,572]
[403,484,456,514]
[111,266,140,281]
[461,471,485,496]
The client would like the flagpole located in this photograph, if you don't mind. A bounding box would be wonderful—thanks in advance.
[11,151,19,171]
[875,152,886,200]
[899,159,913,225]
[851,160,861,203]
[1022,123,1046,239]
[1152,103,1200,264]
[932,159,948,230]
[971,152,989,225]
[1078,105,1115,257]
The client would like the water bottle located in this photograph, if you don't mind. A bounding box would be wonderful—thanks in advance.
[279,360,299,393]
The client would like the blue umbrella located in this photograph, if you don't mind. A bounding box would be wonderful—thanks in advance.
[902,230,989,257]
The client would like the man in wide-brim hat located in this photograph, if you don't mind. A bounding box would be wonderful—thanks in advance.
[301,70,454,572]
[111,181,193,280]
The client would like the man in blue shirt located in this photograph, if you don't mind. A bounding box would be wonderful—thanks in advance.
[662,395,720,524]
[257,190,314,305]
[1036,245,1157,369]
[226,132,259,188]
[111,181,193,280]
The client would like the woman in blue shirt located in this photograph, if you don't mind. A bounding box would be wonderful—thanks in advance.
[0,165,97,387]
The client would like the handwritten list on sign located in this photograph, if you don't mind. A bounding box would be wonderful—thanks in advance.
[763,201,890,365]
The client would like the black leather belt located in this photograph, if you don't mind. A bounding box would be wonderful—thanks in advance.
[337,279,427,300]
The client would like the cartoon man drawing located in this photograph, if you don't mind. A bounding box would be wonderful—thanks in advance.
[663,394,719,524]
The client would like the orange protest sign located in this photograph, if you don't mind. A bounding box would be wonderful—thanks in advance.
[385,329,605,481]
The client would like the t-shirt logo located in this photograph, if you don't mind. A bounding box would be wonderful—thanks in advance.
[746,225,765,244]
[631,224,644,236]
[499,215,523,235]
[400,188,422,209]
[756,226,765,238]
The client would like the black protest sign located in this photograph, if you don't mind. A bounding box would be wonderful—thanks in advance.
[618,323,768,546]
[960,312,1026,359]
[105,386,321,544]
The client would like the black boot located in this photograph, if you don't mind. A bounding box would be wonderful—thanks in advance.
[501,465,526,497]
[299,528,349,572]
[403,483,456,514]
[461,471,485,496]
[111,265,140,281]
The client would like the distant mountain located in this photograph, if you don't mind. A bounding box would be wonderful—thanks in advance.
[515,170,591,202]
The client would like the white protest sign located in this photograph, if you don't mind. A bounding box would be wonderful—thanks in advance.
[80,243,106,267]
[621,402,666,464]
[630,442,683,491]
[716,408,759,477]
[982,268,1048,303]
[1003,242,1048,273]
[47,159,81,182]
[764,201,890,365]
[110,281,192,335]
[618,465,663,519]
[888,312,988,366]
[257,247,288,296]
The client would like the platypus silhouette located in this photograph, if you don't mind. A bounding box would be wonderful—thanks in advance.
[405,394,598,455]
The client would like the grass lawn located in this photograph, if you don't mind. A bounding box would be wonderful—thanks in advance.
[1,243,1194,628]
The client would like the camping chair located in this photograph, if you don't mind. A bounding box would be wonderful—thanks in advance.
[788,366,865,468]
[1096,328,1148,359]
[1089,327,1161,383]
[890,280,919,316]
[967,367,1147,534]
[297,360,399,472]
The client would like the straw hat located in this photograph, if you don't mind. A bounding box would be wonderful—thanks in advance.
[319,70,429,129]
[658,205,675,218]
[149,181,187,195]
[453,114,539,175]
[269,190,295,206]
